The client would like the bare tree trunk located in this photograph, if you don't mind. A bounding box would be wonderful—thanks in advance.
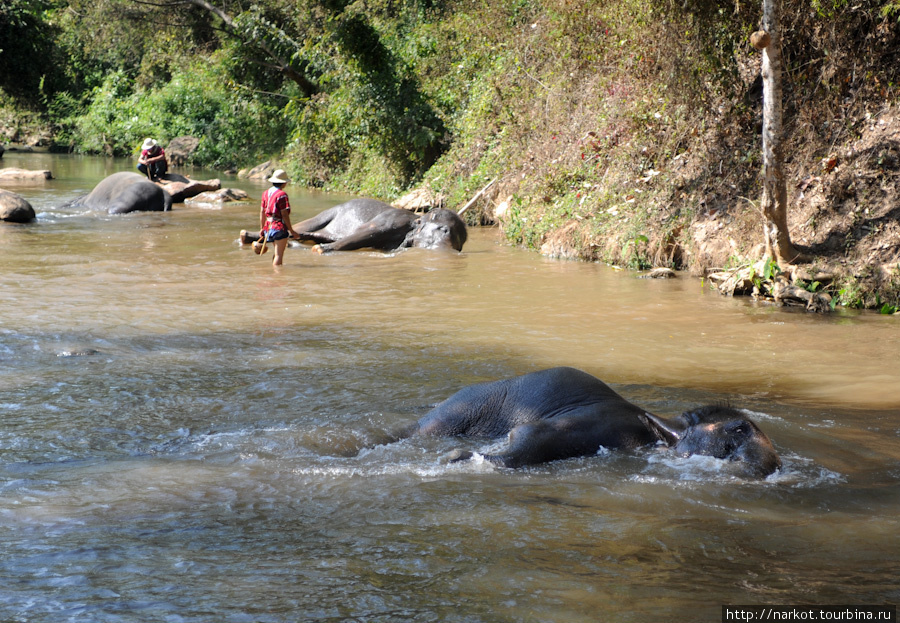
[758,0,804,264]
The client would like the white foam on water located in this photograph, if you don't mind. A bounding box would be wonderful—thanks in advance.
[630,447,844,487]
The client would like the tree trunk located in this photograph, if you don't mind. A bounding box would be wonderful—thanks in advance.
[759,0,804,264]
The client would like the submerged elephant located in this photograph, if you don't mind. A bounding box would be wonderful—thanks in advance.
[240,198,467,253]
[75,172,172,214]
[395,367,782,478]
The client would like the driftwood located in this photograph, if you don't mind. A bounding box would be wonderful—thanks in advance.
[708,264,833,312]
[708,271,756,296]
[185,188,250,206]
[771,281,832,312]
[0,167,53,183]
[393,187,444,213]
[158,178,221,203]
[457,178,496,216]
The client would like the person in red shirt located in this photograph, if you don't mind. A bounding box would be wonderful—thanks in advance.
[137,138,168,181]
[258,169,300,266]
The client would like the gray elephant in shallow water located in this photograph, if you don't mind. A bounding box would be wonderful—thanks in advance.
[394,367,782,478]
[73,172,172,214]
[241,198,467,253]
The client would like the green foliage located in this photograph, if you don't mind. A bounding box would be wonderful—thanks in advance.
[66,62,288,168]
[811,0,850,18]
[622,234,651,270]
[797,280,823,293]
[0,0,69,103]
[66,71,140,155]
[762,257,780,282]
[502,195,528,246]
[413,0,744,266]
[832,264,900,312]
[286,7,447,186]
[231,6,318,95]
[883,0,900,18]
[836,280,865,309]
[742,258,792,296]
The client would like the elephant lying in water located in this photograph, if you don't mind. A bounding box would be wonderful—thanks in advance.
[240,198,467,253]
[395,367,782,478]
[69,172,172,214]
[65,172,223,214]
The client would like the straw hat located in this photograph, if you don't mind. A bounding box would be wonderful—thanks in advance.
[141,138,158,151]
[268,169,290,184]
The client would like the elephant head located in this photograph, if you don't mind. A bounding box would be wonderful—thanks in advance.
[640,406,782,478]
[406,208,467,251]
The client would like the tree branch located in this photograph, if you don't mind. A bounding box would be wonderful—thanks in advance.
[136,0,317,96]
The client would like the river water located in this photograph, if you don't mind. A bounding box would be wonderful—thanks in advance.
[1,153,898,622]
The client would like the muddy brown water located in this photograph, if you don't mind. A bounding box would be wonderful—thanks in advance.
[1,153,899,622]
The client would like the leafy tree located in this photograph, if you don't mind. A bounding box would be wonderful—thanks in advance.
[67,61,288,167]
[127,0,447,181]
[128,0,318,95]
[0,0,67,103]
[323,7,447,178]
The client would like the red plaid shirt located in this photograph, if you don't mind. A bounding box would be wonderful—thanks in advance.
[261,187,290,233]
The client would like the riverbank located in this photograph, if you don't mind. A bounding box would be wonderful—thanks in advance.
[3,0,898,312]
[472,101,900,314]
[5,101,898,313]
[394,1,900,313]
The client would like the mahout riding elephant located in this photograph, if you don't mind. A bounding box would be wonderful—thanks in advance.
[69,172,172,214]
[395,367,782,478]
[240,198,467,253]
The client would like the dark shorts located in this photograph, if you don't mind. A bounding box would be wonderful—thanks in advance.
[137,162,168,177]
[265,229,290,242]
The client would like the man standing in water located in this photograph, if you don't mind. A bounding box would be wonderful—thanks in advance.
[257,169,300,267]
[137,138,168,181]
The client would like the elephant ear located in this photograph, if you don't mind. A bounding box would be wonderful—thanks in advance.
[639,413,685,447]
[400,219,422,248]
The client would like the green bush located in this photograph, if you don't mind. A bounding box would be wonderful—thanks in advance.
[67,60,288,168]
[285,7,448,188]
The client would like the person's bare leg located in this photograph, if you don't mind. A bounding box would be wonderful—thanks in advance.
[273,238,289,266]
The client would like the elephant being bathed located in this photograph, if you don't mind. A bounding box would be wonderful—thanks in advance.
[77,172,173,214]
[394,367,782,478]
[241,198,467,253]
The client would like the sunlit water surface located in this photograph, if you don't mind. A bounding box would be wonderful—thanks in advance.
[1,153,899,622]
